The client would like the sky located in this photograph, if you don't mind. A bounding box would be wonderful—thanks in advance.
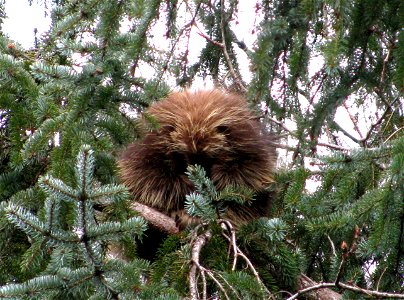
[2,0,363,153]
[2,0,51,49]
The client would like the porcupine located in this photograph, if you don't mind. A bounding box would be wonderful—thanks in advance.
[119,90,277,259]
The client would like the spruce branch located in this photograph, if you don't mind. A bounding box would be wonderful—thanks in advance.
[5,202,78,242]
[75,144,94,192]
[87,184,129,204]
[289,225,404,299]
[0,145,147,298]
[0,275,64,298]
[39,175,78,203]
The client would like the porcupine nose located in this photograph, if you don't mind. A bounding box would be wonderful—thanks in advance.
[185,143,213,177]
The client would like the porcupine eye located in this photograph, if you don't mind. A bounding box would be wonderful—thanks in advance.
[161,125,175,133]
[217,125,230,134]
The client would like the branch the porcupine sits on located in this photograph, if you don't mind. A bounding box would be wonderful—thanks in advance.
[119,90,277,258]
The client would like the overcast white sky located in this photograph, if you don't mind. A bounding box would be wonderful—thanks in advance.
[3,0,51,49]
[2,0,363,152]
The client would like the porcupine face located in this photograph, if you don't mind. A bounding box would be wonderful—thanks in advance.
[119,90,277,216]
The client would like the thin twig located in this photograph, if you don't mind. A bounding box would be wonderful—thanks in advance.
[360,97,399,144]
[327,235,337,257]
[203,268,230,300]
[265,116,296,136]
[317,142,350,151]
[212,271,241,298]
[376,267,388,292]
[272,142,297,151]
[332,120,360,144]
[219,220,274,299]
[196,31,224,48]
[219,0,247,92]
[338,282,404,299]
[343,100,364,140]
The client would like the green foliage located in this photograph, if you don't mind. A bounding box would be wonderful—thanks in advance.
[183,164,300,296]
[0,0,403,298]
[238,218,301,291]
[0,146,148,298]
[185,165,218,222]
[185,164,257,222]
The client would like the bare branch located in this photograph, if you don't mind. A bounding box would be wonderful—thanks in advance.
[130,202,179,234]
[189,230,232,300]
[220,0,247,92]
[219,220,274,299]
[294,274,404,300]
[196,31,224,48]
[332,120,361,144]
[327,235,337,257]
[265,116,296,136]
[317,142,350,151]
[360,97,400,144]
[289,281,337,300]
[338,282,404,299]
[343,100,364,140]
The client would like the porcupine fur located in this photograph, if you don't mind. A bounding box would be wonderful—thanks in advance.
[119,90,277,258]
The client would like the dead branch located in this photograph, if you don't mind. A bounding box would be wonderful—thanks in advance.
[317,142,350,151]
[359,96,400,144]
[343,100,364,140]
[292,275,404,300]
[196,31,224,48]
[220,0,247,92]
[293,274,341,300]
[128,203,404,299]
[189,230,232,300]
[289,226,404,300]
[130,201,179,234]
[219,220,274,299]
[338,282,404,298]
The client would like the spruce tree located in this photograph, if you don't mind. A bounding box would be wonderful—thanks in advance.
[0,0,403,299]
